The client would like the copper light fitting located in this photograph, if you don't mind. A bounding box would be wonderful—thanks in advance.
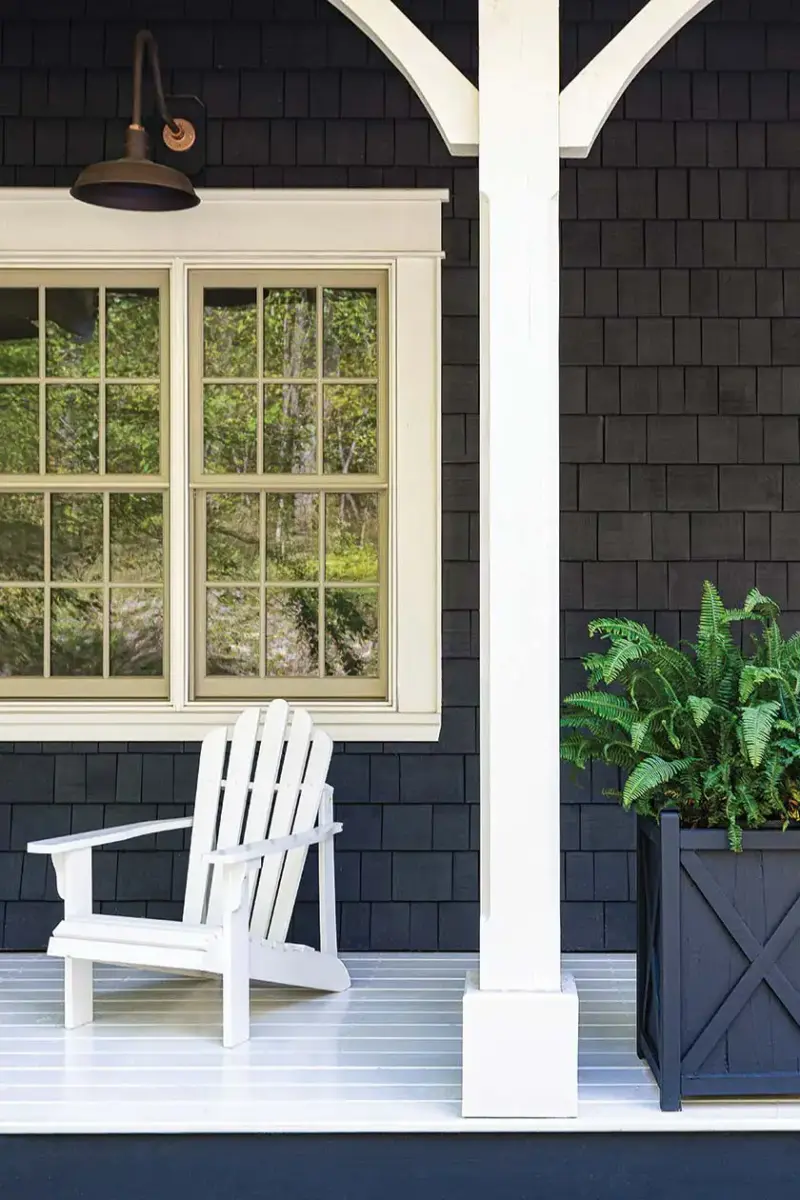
[71,30,199,212]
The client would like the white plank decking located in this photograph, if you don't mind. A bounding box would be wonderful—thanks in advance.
[2,952,800,1133]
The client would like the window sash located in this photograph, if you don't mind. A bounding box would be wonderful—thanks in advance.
[0,269,170,699]
[188,268,390,702]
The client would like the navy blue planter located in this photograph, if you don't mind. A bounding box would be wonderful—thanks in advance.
[637,811,800,1111]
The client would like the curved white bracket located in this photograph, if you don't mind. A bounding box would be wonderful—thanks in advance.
[559,0,716,158]
[326,0,479,156]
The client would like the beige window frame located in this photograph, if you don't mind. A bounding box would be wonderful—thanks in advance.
[0,188,443,741]
[189,269,389,701]
[0,268,170,700]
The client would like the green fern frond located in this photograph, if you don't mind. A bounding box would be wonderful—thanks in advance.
[740,700,781,767]
[622,756,698,809]
[686,695,713,727]
[560,691,636,731]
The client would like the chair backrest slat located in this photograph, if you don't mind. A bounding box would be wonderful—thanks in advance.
[240,698,290,909]
[181,726,227,925]
[204,707,261,926]
[266,728,333,944]
[249,707,314,938]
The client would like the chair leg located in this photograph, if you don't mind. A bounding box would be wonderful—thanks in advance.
[64,958,93,1029]
[222,951,250,1048]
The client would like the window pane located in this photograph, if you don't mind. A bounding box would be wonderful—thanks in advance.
[106,289,160,378]
[46,384,99,473]
[51,589,103,676]
[206,588,260,676]
[0,385,38,473]
[326,493,379,582]
[106,384,160,475]
[263,383,317,473]
[264,288,316,378]
[110,589,163,676]
[266,589,318,677]
[51,493,103,582]
[203,384,258,474]
[110,493,163,583]
[322,385,377,474]
[0,493,44,580]
[323,288,377,378]
[325,588,379,678]
[204,289,257,378]
[206,493,260,582]
[45,289,99,378]
[0,587,43,676]
[266,493,319,581]
[0,289,39,377]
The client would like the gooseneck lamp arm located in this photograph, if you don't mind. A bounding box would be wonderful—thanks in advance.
[127,30,180,153]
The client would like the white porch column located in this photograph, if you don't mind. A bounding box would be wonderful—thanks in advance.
[461,0,579,1118]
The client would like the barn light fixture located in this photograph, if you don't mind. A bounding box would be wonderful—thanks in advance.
[71,30,199,212]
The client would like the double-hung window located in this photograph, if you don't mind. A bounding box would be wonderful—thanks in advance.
[0,190,444,741]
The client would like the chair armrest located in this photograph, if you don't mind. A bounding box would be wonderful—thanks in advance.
[28,816,194,855]
[205,821,342,866]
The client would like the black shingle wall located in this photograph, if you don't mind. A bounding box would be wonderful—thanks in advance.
[1,0,797,955]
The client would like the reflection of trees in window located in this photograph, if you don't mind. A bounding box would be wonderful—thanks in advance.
[0,280,167,694]
[197,279,385,694]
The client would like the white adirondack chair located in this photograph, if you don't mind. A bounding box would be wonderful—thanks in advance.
[27,700,350,1047]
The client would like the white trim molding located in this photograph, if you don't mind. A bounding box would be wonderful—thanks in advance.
[0,189,446,743]
[559,0,716,158]
[326,0,479,156]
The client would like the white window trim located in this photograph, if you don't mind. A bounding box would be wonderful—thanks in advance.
[0,189,446,742]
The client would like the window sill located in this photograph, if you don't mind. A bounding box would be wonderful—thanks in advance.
[0,704,442,744]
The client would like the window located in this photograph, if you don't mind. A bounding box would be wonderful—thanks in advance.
[0,189,443,740]
[190,272,388,700]
[0,272,169,698]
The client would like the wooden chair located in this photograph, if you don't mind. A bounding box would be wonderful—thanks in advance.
[27,700,350,1047]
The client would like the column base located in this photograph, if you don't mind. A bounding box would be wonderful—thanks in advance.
[461,970,579,1118]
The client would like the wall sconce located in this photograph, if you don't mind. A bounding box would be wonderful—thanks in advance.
[71,30,200,212]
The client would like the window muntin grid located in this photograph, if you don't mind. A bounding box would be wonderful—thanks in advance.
[189,270,388,701]
[0,271,169,699]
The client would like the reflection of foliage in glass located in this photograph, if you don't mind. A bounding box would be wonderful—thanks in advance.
[206,493,260,582]
[0,288,38,377]
[206,588,260,676]
[264,383,317,473]
[266,493,318,581]
[110,493,164,582]
[51,589,103,676]
[106,290,159,378]
[264,288,316,378]
[325,588,379,678]
[107,385,160,474]
[266,589,318,677]
[46,384,99,474]
[0,588,43,676]
[326,493,379,582]
[323,289,377,378]
[0,493,43,580]
[45,289,99,378]
[51,492,103,582]
[0,386,38,473]
[323,385,377,474]
[204,384,258,474]
[204,290,257,377]
[110,589,163,676]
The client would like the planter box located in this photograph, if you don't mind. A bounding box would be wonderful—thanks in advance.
[636,810,800,1111]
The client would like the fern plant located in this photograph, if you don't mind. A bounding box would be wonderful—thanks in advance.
[561,583,800,850]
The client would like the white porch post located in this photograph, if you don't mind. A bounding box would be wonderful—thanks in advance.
[461,0,579,1118]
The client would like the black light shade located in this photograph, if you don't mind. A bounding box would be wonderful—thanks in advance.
[71,32,199,213]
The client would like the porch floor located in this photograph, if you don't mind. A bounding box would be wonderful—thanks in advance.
[2,952,800,1133]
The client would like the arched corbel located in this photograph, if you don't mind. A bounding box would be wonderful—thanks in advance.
[326,0,479,156]
[559,0,716,158]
